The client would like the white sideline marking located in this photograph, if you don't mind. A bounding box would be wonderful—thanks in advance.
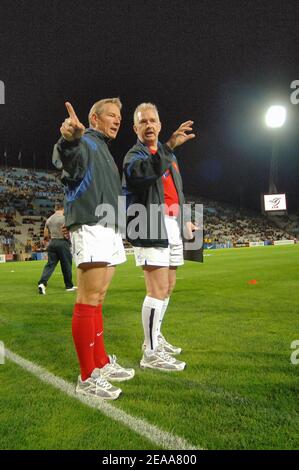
[5,348,201,450]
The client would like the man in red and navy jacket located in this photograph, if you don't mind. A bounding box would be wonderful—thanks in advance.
[123,102,197,372]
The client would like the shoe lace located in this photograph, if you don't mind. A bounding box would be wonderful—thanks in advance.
[108,354,123,370]
[159,349,176,363]
[95,375,112,390]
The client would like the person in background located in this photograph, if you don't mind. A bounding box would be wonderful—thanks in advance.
[38,202,76,294]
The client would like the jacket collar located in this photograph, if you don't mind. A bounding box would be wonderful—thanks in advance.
[85,127,111,144]
[136,138,162,151]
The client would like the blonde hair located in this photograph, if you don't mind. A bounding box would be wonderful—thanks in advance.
[133,102,160,125]
[88,98,122,126]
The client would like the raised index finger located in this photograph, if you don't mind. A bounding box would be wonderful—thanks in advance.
[65,101,79,122]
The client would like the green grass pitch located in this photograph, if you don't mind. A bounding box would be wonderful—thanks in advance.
[0,245,298,449]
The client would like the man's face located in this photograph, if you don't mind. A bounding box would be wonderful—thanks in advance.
[134,108,161,147]
[93,103,121,139]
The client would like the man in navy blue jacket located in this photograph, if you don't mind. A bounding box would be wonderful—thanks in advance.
[58,99,134,401]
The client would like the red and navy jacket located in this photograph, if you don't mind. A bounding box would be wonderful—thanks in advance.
[122,139,187,247]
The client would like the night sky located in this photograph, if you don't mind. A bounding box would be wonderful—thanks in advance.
[1,0,299,211]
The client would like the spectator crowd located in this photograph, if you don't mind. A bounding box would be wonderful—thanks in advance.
[0,167,298,256]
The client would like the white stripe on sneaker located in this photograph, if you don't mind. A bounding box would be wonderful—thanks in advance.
[5,348,201,450]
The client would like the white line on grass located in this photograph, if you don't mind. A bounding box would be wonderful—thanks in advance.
[5,348,201,450]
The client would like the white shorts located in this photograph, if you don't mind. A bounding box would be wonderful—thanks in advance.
[134,216,184,267]
[70,224,126,267]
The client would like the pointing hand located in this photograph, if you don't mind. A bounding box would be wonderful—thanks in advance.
[60,102,85,141]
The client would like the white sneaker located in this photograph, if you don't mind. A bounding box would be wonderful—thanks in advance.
[38,283,46,295]
[100,355,135,382]
[140,349,186,372]
[76,368,122,400]
[66,286,77,292]
[142,334,182,355]
[158,333,182,355]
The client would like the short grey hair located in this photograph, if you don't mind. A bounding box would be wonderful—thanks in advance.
[88,97,122,126]
[133,102,160,125]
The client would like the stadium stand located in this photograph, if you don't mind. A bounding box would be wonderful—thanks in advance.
[185,195,297,246]
[0,167,63,258]
[0,167,297,258]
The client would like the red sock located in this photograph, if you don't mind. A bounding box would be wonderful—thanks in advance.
[94,304,109,368]
[72,303,96,381]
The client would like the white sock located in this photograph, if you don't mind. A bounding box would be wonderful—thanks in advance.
[157,297,170,336]
[142,296,164,353]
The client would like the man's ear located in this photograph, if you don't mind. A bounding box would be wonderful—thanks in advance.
[133,125,138,136]
[91,112,97,127]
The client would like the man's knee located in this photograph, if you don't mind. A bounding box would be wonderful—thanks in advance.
[76,282,106,305]
[77,290,99,305]
[147,284,169,300]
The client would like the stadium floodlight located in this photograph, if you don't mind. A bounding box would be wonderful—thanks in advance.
[264,105,287,196]
[265,105,286,128]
